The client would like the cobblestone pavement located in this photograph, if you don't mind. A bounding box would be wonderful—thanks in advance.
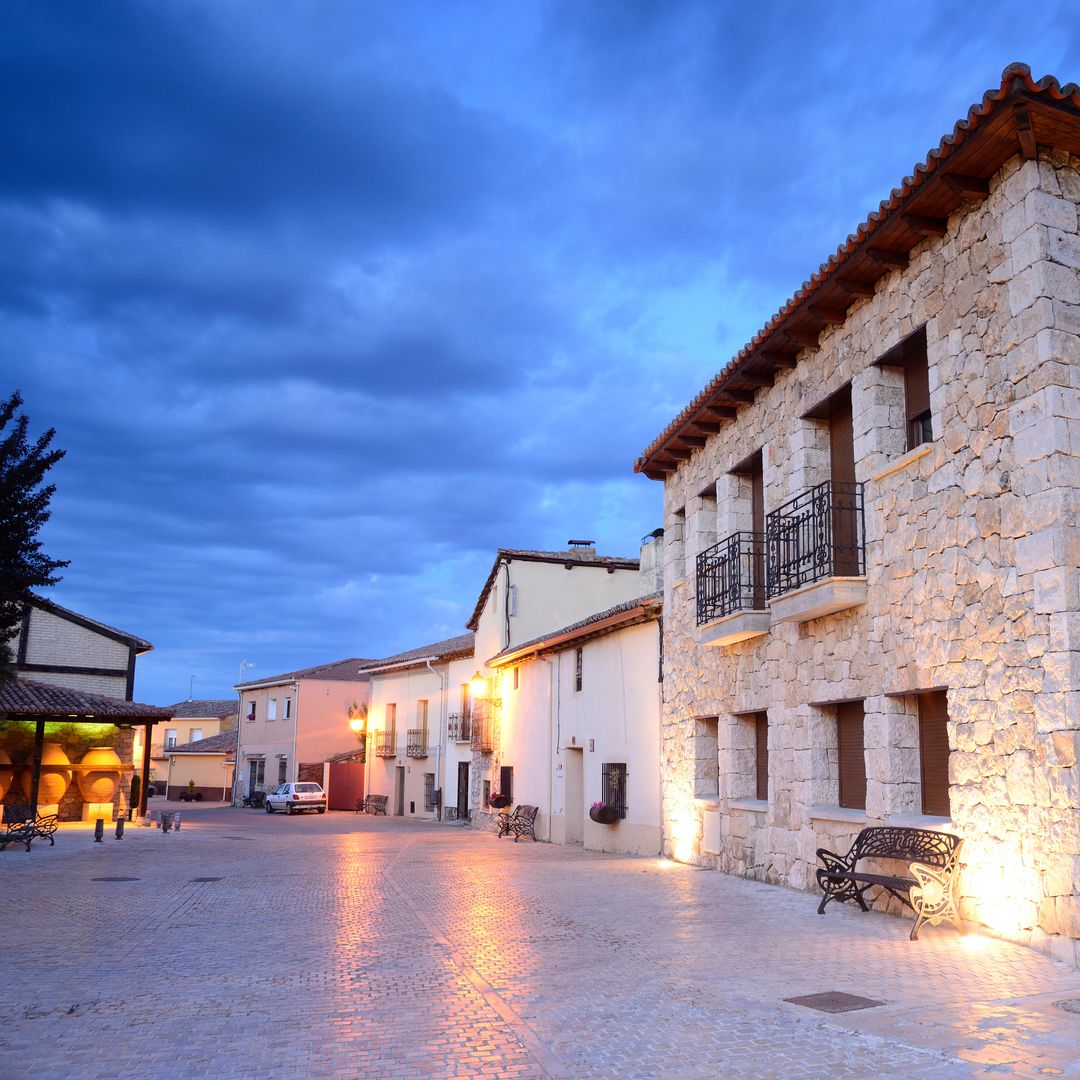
[3,807,1080,1079]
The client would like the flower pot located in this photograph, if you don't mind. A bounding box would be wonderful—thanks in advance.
[21,742,72,805]
[489,795,512,809]
[589,805,619,825]
[77,746,122,803]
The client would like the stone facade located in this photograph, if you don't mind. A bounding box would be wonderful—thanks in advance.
[656,150,1080,965]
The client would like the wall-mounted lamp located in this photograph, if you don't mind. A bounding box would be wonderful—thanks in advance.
[469,670,501,707]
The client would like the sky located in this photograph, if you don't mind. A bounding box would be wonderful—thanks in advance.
[4,1,1078,706]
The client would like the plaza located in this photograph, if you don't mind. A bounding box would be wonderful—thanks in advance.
[4,806,1080,1078]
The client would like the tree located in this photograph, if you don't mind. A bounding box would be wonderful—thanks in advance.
[0,391,68,676]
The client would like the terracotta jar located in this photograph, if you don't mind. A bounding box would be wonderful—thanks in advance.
[0,748,13,802]
[77,746,122,803]
[21,742,72,805]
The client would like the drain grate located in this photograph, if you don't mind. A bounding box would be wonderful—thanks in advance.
[92,876,141,882]
[188,876,223,883]
[1054,999,1080,1015]
[785,991,885,1013]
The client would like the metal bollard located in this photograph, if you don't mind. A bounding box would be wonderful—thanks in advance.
[173,813,181,831]
[94,818,104,843]
[161,813,171,833]
[115,818,125,840]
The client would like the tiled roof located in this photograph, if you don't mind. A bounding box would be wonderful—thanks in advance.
[165,730,238,755]
[28,593,152,651]
[163,699,239,719]
[0,677,169,719]
[466,548,640,630]
[636,63,1080,477]
[361,633,475,673]
[487,593,662,665]
[236,657,374,690]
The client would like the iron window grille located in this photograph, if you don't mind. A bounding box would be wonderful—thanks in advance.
[765,480,865,599]
[601,762,628,819]
[406,729,428,758]
[423,773,437,810]
[696,530,767,625]
[447,712,472,742]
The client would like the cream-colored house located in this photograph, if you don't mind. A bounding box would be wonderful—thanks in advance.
[140,699,237,791]
[635,64,1080,963]
[362,634,475,818]
[159,730,236,801]
[233,658,371,800]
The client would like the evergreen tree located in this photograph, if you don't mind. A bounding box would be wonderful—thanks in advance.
[0,391,68,676]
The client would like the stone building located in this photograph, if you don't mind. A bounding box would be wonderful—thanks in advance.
[634,65,1080,963]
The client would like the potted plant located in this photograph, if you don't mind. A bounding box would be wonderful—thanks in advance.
[589,801,619,825]
[488,790,512,809]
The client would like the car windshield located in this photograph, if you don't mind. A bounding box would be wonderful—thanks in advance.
[294,783,322,793]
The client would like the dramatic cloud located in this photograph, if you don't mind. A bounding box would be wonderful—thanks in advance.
[4,0,1077,701]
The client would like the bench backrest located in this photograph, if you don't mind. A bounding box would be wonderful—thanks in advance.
[517,805,539,823]
[4,803,32,824]
[852,826,961,869]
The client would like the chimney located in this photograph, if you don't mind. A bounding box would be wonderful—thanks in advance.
[639,528,664,593]
[567,539,596,554]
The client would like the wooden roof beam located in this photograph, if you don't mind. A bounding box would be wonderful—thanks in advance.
[702,405,737,421]
[835,277,876,298]
[673,435,707,449]
[723,389,756,404]
[807,304,847,326]
[867,247,909,268]
[739,371,774,388]
[689,421,723,434]
[1013,101,1038,160]
[665,445,693,461]
[903,213,948,237]
[785,327,821,349]
[760,351,797,369]
[942,173,990,198]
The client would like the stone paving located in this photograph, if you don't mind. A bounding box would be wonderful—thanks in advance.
[3,806,1080,1078]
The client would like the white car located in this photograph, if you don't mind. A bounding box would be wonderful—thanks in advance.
[265,782,327,814]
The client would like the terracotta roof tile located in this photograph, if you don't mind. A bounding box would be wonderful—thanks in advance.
[164,730,238,755]
[0,677,169,719]
[163,699,239,719]
[361,633,475,672]
[236,657,374,689]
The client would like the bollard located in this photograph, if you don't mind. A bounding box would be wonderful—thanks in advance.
[94,818,104,843]
[161,813,171,833]
[173,812,182,831]
[115,818,125,840]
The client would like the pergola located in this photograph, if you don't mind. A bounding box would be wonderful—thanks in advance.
[0,677,169,817]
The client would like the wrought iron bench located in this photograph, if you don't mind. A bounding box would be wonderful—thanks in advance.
[496,804,538,843]
[0,817,35,852]
[362,794,389,815]
[816,825,964,940]
[0,805,58,851]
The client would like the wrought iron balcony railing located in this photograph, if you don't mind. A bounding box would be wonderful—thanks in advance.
[447,713,472,742]
[406,729,428,758]
[696,531,767,625]
[471,716,495,754]
[374,732,397,758]
[765,480,865,599]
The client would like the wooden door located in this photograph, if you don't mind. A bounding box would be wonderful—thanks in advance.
[829,397,859,575]
[837,701,866,809]
[456,761,470,821]
[750,454,765,607]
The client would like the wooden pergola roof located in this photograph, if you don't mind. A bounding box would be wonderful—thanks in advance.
[635,63,1080,480]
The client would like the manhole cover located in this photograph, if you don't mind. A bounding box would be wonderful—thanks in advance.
[91,876,141,882]
[785,991,885,1014]
[220,836,254,841]
[1054,999,1080,1015]
[188,877,223,883]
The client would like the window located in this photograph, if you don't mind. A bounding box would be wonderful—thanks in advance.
[247,759,265,789]
[753,712,769,802]
[189,728,203,743]
[876,326,931,451]
[693,716,719,800]
[245,701,256,722]
[574,648,583,692]
[268,698,277,721]
[601,762,627,819]
[417,699,428,732]
[513,666,519,691]
[278,758,287,785]
[424,773,436,810]
[837,701,866,810]
[283,698,292,720]
[918,691,951,816]
[165,728,177,749]
[483,779,491,807]
[499,765,514,802]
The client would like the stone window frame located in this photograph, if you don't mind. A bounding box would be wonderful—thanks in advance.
[693,716,720,800]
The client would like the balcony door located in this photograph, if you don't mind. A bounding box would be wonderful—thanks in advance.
[750,454,765,607]
[828,390,860,576]
[456,761,470,821]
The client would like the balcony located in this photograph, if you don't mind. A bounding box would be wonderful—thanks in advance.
[150,743,175,758]
[374,732,397,758]
[447,713,472,743]
[406,729,428,758]
[766,480,867,624]
[469,700,497,754]
[696,531,770,646]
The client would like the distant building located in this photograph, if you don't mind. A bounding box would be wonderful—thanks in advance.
[138,699,239,796]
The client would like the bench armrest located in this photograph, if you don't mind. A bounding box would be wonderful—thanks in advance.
[816,847,856,875]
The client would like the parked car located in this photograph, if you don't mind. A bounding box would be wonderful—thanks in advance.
[265,782,327,815]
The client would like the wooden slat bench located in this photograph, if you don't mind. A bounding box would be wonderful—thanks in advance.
[816,825,964,940]
[496,804,538,842]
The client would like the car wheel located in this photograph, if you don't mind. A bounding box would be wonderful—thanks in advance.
[317,808,326,814]
[265,802,274,813]
[286,804,293,814]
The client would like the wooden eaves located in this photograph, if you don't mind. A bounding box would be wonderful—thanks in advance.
[634,63,1080,481]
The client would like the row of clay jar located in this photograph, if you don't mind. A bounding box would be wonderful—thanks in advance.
[0,743,123,805]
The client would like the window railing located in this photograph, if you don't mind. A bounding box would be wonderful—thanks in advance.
[696,531,766,625]
[374,732,397,758]
[406,729,428,758]
[447,713,472,742]
[765,480,865,598]
[470,702,497,754]
[602,762,628,819]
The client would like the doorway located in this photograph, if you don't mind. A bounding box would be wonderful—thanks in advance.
[395,766,406,816]
[456,761,470,821]
[564,747,584,844]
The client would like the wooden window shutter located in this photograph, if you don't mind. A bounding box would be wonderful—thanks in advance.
[918,691,951,816]
[754,713,769,801]
[828,395,856,487]
[904,349,931,423]
[500,765,514,802]
[837,701,866,809]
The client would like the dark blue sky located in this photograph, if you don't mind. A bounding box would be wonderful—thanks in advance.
[6,1,1077,704]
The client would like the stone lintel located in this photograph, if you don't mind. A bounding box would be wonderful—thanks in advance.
[697,610,771,647]
[768,577,868,625]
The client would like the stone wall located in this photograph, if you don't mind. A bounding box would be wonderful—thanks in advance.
[659,150,1080,965]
